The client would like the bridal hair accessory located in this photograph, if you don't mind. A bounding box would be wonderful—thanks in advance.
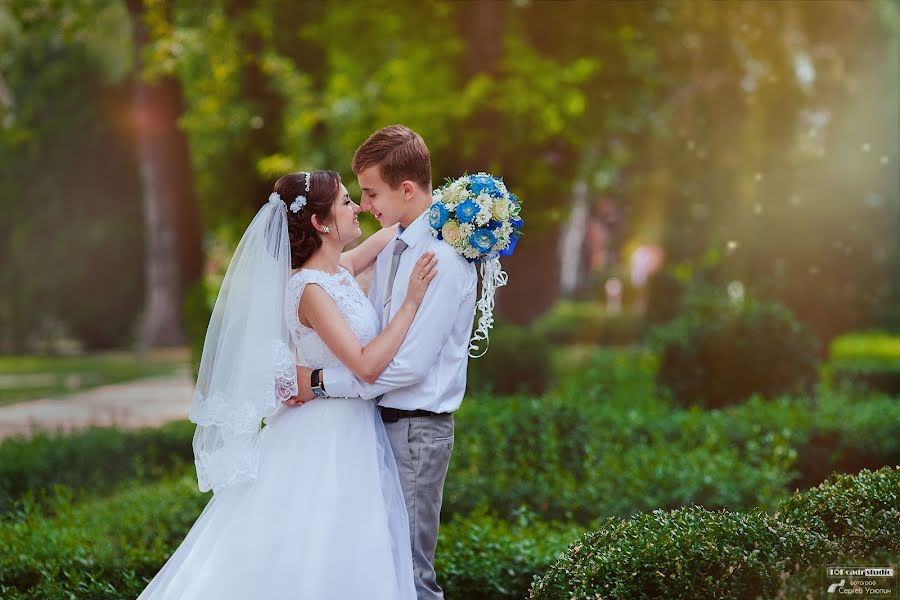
[428,172,523,358]
[289,172,313,213]
[290,196,307,213]
[268,192,281,204]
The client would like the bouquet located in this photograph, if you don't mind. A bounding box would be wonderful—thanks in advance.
[428,173,523,357]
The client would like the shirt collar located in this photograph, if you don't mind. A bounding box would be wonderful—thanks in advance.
[397,209,430,250]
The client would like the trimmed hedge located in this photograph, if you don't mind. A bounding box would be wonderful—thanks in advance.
[653,298,820,408]
[2,468,895,600]
[2,352,896,530]
[0,420,195,517]
[0,474,576,600]
[530,467,899,600]
[778,466,900,559]
[447,360,900,523]
[530,507,836,600]
[828,332,900,395]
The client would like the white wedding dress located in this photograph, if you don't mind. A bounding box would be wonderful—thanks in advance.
[138,267,416,600]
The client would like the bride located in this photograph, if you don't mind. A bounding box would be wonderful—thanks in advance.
[138,170,436,600]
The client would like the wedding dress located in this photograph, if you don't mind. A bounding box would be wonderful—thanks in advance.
[138,267,416,600]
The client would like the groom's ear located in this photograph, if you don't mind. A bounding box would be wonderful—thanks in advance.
[400,180,416,200]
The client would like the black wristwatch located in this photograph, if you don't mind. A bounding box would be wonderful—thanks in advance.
[310,368,327,398]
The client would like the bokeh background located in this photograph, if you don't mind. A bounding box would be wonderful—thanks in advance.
[0,1,898,599]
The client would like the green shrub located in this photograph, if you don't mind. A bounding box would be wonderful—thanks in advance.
[828,332,900,395]
[778,466,900,560]
[451,368,900,525]
[467,323,552,395]
[530,467,899,600]
[532,300,644,346]
[448,388,798,524]
[437,510,580,599]
[653,298,820,408]
[0,475,576,600]
[0,473,208,599]
[0,420,195,516]
[530,506,837,600]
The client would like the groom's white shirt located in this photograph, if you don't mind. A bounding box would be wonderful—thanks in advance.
[323,210,477,413]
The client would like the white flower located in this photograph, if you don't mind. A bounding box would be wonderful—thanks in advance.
[462,245,480,259]
[268,192,281,204]
[474,192,493,226]
[442,221,463,247]
[459,222,475,238]
[442,183,468,206]
[290,195,307,213]
[492,197,511,221]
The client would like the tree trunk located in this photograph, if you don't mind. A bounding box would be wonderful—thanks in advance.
[558,178,590,298]
[127,0,202,348]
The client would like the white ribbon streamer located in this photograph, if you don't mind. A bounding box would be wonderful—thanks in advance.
[468,256,508,358]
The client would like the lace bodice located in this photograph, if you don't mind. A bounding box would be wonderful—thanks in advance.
[284,268,379,369]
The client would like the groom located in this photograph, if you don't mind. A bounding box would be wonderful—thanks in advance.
[290,125,477,600]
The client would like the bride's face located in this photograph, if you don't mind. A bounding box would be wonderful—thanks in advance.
[329,183,362,244]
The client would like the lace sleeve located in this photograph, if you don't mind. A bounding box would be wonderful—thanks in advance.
[270,339,298,405]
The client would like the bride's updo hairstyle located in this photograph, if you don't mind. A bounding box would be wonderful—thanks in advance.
[273,170,342,269]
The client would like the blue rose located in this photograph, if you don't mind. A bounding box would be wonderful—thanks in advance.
[428,202,449,229]
[469,228,497,254]
[456,199,480,224]
[468,174,498,197]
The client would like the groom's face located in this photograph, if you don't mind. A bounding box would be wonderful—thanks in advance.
[357,165,408,228]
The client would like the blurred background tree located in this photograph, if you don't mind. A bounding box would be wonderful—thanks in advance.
[1,0,897,356]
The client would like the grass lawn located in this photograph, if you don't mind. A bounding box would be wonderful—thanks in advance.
[0,348,188,407]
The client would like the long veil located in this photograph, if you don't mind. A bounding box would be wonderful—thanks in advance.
[188,195,298,494]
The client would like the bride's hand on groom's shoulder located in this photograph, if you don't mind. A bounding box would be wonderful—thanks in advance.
[285,366,315,406]
[405,252,438,307]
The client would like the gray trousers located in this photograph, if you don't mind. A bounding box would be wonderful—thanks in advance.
[384,413,454,600]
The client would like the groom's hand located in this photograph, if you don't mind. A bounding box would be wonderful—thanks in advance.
[285,366,315,406]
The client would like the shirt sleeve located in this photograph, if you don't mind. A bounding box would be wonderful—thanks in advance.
[322,252,471,400]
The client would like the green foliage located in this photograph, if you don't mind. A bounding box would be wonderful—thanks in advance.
[450,350,899,524]
[530,468,899,600]
[0,474,574,600]
[0,1,143,352]
[0,421,195,517]
[532,300,643,345]
[0,472,208,599]
[653,298,820,408]
[530,506,838,600]
[182,280,212,378]
[778,466,900,560]
[467,323,552,395]
[436,510,580,599]
[827,331,900,395]
[448,390,797,525]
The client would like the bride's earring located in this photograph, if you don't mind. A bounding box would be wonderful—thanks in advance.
[322,226,330,234]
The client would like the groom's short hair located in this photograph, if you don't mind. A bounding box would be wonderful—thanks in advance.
[352,125,431,191]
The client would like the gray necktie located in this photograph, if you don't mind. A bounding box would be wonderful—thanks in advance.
[383,238,408,324]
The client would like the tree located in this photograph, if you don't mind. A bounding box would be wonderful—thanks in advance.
[126,0,202,347]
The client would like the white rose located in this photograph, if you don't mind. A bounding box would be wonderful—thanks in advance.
[493,197,510,221]
[442,221,463,247]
